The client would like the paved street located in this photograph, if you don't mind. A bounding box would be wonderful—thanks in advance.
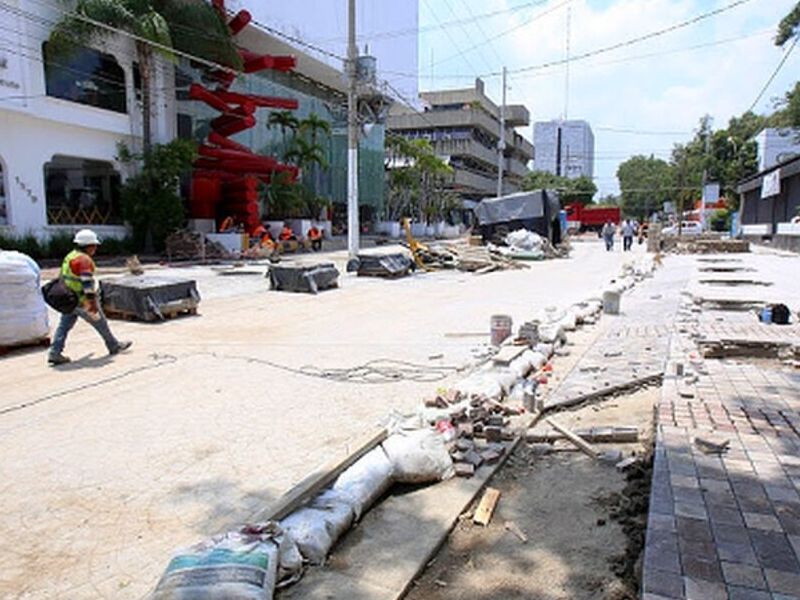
[0,239,637,599]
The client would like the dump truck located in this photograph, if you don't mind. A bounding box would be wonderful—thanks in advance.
[564,203,621,233]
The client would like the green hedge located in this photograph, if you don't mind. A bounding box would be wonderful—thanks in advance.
[0,231,134,259]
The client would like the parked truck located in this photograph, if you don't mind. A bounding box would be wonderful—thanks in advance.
[564,203,621,233]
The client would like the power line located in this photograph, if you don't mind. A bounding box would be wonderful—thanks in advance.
[747,35,798,113]
[489,0,754,77]
[423,0,482,77]
[450,0,504,68]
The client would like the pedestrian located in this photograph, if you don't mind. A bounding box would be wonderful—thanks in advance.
[601,220,615,251]
[622,219,634,251]
[47,229,132,366]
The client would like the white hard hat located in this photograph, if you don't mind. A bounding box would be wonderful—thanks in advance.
[73,229,101,246]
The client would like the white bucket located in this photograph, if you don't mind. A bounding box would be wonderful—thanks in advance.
[602,290,621,315]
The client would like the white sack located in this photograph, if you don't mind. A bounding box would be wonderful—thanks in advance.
[332,446,394,520]
[381,429,454,484]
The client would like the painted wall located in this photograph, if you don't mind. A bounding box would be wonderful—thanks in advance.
[0,0,175,238]
[229,0,419,103]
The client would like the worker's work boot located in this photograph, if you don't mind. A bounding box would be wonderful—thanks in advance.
[109,340,133,355]
[48,353,71,366]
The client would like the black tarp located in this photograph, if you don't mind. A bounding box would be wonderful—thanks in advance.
[475,189,561,244]
[268,263,340,293]
[100,276,200,321]
[356,254,413,278]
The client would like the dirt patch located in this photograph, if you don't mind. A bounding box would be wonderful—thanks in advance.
[405,386,658,600]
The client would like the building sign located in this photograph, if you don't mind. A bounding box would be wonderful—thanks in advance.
[761,170,781,199]
[0,51,22,91]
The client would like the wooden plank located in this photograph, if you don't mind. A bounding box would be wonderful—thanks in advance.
[492,345,526,366]
[473,487,501,526]
[504,520,528,543]
[544,417,598,459]
[526,425,639,444]
[253,427,388,523]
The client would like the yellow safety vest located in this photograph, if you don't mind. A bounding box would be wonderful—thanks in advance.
[61,249,93,297]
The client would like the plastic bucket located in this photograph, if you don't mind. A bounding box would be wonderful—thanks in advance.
[602,290,621,315]
[490,314,513,346]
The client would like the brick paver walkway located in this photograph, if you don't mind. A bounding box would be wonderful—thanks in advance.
[643,255,800,600]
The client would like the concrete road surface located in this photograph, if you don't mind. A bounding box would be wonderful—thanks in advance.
[0,238,638,599]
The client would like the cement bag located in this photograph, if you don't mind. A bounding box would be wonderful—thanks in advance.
[509,350,537,379]
[332,446,394,520]
[454,373,503,400]
[280,494,352,566]
[276,533,304,588]
[538,323,565,344]
[559,310,578,332]
[151,523,282,600]
[493,367,518,393]
[532,305,565,325]
[0,251,49,345]
[382,429,454,484]
[534,342,554,358]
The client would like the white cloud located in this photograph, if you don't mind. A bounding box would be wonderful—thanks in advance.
[418,0,800,195]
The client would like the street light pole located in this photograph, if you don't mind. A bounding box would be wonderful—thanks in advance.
[347,0,359,257]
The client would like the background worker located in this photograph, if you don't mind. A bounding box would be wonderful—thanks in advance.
[47,229,132,366]
[601,220,615,251]
[307,225,323,251]
[279,223,296,241]
[621,219,635,251]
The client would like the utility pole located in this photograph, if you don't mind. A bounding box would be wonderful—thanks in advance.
[496,66,506,198]
[347,0,359,257]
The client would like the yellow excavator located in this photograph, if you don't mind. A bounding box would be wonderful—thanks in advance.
[401,217,431,270]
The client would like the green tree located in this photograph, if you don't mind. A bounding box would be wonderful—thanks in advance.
[776,1,800,46]
[616,155,674,219]
[521,171,597,204]
[118,139,197,251]
[49,0,240,152]
[268,110,300,154]
[771,82,800,128]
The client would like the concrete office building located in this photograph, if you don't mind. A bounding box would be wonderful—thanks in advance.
[754,127,800,171]
[387,79,533,201]
[533,119,594,180]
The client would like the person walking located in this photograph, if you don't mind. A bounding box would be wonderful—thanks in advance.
[47,229,131,366]
[601,220,615,251]
[622,219,634,251]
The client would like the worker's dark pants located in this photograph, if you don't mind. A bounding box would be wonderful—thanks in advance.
[50,306,120,357]
[623,235,633,251]
[311,239,322,251]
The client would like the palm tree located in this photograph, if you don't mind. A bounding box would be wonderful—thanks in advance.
[298,113,331,146]
[267,110,300,154]
[48,0,240,152]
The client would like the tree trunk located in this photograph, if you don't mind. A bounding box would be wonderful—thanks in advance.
[137,41,153,154]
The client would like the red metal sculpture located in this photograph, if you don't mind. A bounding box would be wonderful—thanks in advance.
[189,0,299,235]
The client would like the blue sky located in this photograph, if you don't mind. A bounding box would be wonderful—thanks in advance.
[416,0,800,196]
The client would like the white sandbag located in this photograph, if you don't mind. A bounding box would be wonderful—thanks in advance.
[276,532,304,588]
[0,251,49,345]
[381,429,454,484]
[532,305,565,326]
[534,342,554,358]
[558,310,578,332]
[152,523,282,600]
[332,446,394,520]
[493,367,518,394]
[505,229,544,251]
[454,373,503,400]
[538,322,565,344]
[279,488,356,566]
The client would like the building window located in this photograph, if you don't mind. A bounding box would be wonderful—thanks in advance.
[45,156,122,225]
[42,42,127,113]
[0,159,7,225]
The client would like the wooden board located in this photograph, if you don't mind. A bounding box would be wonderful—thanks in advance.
[545,417,598,459]
[0,336,50,356]
[254,427,388,523]
[473,487,501,526]
[492,345,527,366]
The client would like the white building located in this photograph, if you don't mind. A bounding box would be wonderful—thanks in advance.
[754,127,800,171]
[533,119,594,180]
[228,0,419,104]
[0,0,175,239]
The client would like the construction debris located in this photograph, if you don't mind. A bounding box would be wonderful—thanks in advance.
[526,425,639,444]
[544,417,599,459]
[694,435,730,455]
[165,230,232,261]
[473,487,501,526]
[504,520,528,543]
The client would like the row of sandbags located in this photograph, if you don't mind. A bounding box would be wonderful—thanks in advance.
[0,251,49,346]
[419,257,657,420]
[152,427,454,600]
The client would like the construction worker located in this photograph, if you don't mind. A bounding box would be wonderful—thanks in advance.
[47,229,132,366]
[307,225,323,251]
[279,223,296,241]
